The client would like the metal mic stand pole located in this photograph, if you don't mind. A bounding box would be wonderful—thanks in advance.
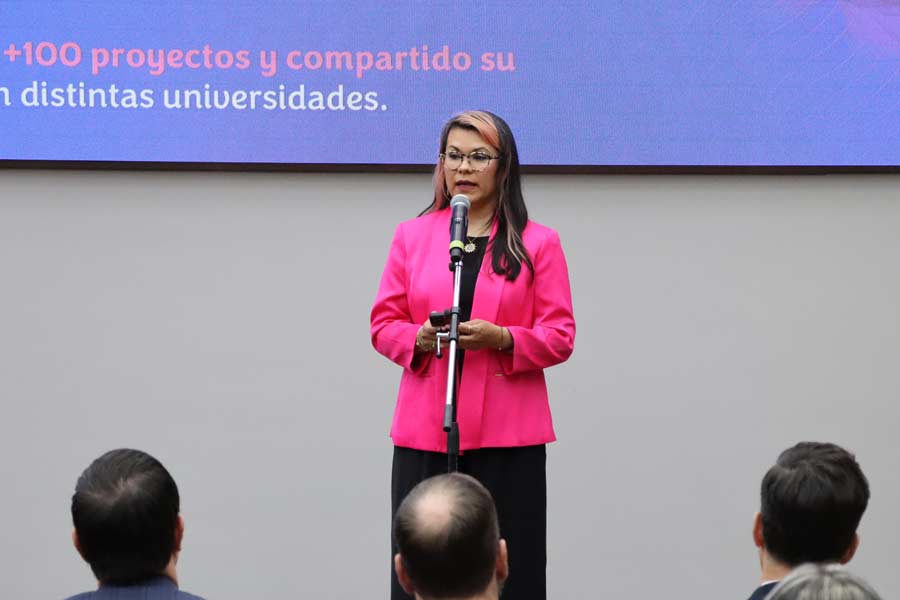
[435,253,464,473]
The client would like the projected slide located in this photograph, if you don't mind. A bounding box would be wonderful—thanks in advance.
[0,1,897,166]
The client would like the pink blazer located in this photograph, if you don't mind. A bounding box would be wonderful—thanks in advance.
[370,208,575,452]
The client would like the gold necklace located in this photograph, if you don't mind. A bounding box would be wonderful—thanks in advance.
[465,222,491,253]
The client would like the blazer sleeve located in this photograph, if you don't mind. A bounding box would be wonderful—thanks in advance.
[370,223,430,375]
[498,229,575,375]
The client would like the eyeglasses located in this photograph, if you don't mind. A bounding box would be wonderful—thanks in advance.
[440,150,502,172]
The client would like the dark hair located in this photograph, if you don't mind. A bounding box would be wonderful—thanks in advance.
[424,110,533,281]
[393,473,499,599]
[71,448,180,585]
[767,564,883,600]
[760,442,869,566]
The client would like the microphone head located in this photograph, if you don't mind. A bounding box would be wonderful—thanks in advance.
[450,194,471,210]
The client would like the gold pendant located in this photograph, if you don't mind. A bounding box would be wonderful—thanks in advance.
[464,242,477,253]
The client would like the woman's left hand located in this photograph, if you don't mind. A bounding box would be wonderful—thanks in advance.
[458,319,506,351]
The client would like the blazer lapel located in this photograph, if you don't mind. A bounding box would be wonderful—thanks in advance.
[470,218,505,324]
[457,219,505,447]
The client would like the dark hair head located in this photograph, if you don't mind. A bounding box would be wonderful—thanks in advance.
[760,442,869,566]
[393,473,500,599]
[71,448,180,585]
[425,110,533,281]
[767,564,883,600]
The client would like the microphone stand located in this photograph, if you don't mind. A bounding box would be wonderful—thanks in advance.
[433,194,469,473]
[435,253,463,473]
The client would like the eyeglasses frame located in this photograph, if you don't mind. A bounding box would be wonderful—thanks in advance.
[439,150,503,172]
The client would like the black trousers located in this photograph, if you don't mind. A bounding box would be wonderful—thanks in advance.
[391,444,547,600]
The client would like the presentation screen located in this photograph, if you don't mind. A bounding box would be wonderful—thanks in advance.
[1,1,897,167]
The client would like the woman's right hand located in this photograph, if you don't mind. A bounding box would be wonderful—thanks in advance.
[415,318,447,353]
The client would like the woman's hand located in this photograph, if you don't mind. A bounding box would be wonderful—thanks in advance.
[458,319,512,351]
[415,318,447,354]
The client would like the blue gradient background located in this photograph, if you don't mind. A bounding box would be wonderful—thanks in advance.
[0,1,897,165]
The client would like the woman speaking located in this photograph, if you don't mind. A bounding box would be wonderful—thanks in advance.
[371,110,575,600]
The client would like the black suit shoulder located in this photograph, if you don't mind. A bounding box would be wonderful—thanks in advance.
[65,591,204,600]
[747,581,779,600]
[63,578,205,600]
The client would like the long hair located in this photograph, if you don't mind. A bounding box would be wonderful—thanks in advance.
[422,110,533,281]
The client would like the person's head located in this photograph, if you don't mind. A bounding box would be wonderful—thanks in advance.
[426,110,532,281]
[754,442,869,568]
[71,449,183,585]
[393,473,508,600]
[767,564,882,600]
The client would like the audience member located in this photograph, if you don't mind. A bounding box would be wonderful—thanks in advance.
[67,448,204,600]
[747,442,869,600]
[767,564,882,600]
[393,473,508,600]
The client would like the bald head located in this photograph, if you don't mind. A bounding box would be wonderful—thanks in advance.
[393,473,500,599]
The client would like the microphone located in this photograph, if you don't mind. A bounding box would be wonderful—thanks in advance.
[448,194,470,262]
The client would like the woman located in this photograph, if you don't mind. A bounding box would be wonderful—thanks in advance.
[371,110,575,600]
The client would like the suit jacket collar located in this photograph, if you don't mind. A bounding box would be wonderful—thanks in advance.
[747,580,779,600]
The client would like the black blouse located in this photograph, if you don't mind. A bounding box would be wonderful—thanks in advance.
[456,235,490,378]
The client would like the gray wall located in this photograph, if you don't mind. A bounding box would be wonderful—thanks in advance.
[0,170,897,599]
